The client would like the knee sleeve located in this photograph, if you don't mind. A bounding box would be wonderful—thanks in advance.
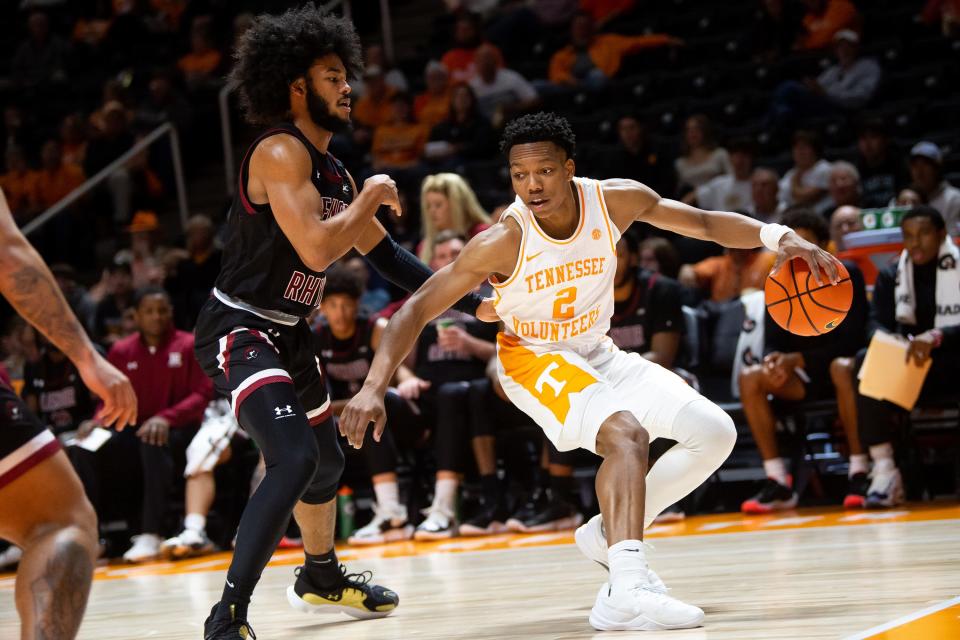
[672,398,737,460]
[300,415,345,504]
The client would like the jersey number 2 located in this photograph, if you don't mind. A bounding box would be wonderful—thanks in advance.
[552,287,577,320]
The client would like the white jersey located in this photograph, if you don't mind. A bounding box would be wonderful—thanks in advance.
[491,176,621,354]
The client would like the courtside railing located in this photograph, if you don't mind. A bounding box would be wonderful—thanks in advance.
[23,122,189,236]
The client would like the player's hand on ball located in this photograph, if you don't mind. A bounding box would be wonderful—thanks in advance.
[364,174,401,216]
[771,231,841,286]
[341,387,387,449]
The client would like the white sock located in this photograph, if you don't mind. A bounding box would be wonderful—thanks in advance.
[762,458,789,485]
[432,478,458,514]
[870,443,896,474]
[848,454,869,477]
[374,481,401,513]
[183,513,206,533]
[608,540,649,589]
[641,399,737,528]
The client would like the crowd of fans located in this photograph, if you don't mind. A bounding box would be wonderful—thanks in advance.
[1,0,959,565]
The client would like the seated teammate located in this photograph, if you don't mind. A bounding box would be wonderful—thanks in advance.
[738,208,869,514]
[342,113,838,631]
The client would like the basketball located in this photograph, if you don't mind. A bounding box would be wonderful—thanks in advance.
[765,258,852,336]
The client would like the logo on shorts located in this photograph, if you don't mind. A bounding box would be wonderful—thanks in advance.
[245,347,259,360]
[5,401,21,421]
[274,405,295,419]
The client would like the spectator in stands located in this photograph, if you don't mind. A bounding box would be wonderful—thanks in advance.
[342,252,391,315]
[178,17,223,89]
[135,70,194,134]
[427,83,496,164]
[907,142,960,234]
[0,317,40,383]
[417,173,492,264]
[93,254,136,346]
[751,0,804,62]
[76,287,212,562]
[748,167,787,222]
[441,13,500,83]
[595,114,672,197]
[414,61,452,131]
[675,114,732,192]
[779,130,832,212]
[824,160,862,216]
[856,119,906,209]
[468,44,539,127]
[0,146,39,222]
[60,114,88,169]
[371,93,429,187]
[50,263,97,332]
[88,79,133,135]
[739,209,869,513]
[685,138,755,212]
[839,206,960,508]
[22,338,94,439]
[84,101,137,223]
[795,0,861,51]
[12,11,69,87]
[896,188,923,207]
[32,139,85,211]
[353,43,409,97]
[680,246,777,303]
[768,30,880,131]
[126,211,165,288]
[639,237,682,280]
[3,105,36,158]
[165,214,222,328]
[353,66,396,134]
[546,11,679,90]
[829,205,862,252]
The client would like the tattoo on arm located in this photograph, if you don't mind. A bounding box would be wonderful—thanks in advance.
[3,263,91,364]
[31,538,94,640]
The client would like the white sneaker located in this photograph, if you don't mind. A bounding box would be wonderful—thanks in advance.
[413,505,456,541]
[160,528,214,559]
[589,581,704,631]
[123,534,161,563]
[865,467,904,508]
[348,503,414,546]
[0,545,22,570]
[574,514,667,592]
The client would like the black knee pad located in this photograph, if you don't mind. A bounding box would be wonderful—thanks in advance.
[299,416,345,504]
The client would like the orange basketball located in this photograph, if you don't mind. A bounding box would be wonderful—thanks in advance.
[765,258,852,336]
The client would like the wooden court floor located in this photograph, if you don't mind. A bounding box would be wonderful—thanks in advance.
[2,503,958,639]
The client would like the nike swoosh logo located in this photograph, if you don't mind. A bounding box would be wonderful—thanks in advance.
[226,579,235,588]
[624,548,641,552]
[526,251,545,262]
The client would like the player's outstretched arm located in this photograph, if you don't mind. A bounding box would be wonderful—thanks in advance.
[250,135,400,271]
[340,224,514,448]
[602,178,841,285]
[0,188,137,428]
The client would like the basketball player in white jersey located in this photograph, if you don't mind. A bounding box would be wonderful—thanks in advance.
[341,113,840,631]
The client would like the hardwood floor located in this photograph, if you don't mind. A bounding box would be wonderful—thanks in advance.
[1,505,958,639]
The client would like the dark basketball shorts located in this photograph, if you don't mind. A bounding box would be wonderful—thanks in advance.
[194,297,331,425]
[0,383,61,491]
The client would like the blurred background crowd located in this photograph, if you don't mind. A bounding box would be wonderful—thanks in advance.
[1,0,959,565]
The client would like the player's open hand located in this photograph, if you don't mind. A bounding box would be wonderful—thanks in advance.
[771,231,842,286]
[78,353,138,429]
[137,416,170,447]
[340,386,387,449]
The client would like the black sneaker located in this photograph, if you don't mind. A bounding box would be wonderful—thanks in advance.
[741,477,798,514]
[459,503,511,536]
[203,603,256,640]
[508,498,584,533]
[504,488,548,531]
[843,472,870,509]
[286,564,399,619]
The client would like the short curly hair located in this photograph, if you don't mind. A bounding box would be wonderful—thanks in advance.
[499,112,576,159]
[228,6,363,126]
[323,263,364,300]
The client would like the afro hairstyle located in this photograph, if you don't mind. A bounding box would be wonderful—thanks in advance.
[228,6,363,126]
[499,112,576,159]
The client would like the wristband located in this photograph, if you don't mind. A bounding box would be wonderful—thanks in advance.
[760,223,791,252]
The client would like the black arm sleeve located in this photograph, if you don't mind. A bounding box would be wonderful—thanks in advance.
[364,233,484,317]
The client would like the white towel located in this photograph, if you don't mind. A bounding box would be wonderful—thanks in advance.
[732,290,766,399]
[894,237,960,329]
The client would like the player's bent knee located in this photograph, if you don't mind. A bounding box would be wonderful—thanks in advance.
[676,399,737,456]
[300,436,344,505]
[597,412,649,458]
